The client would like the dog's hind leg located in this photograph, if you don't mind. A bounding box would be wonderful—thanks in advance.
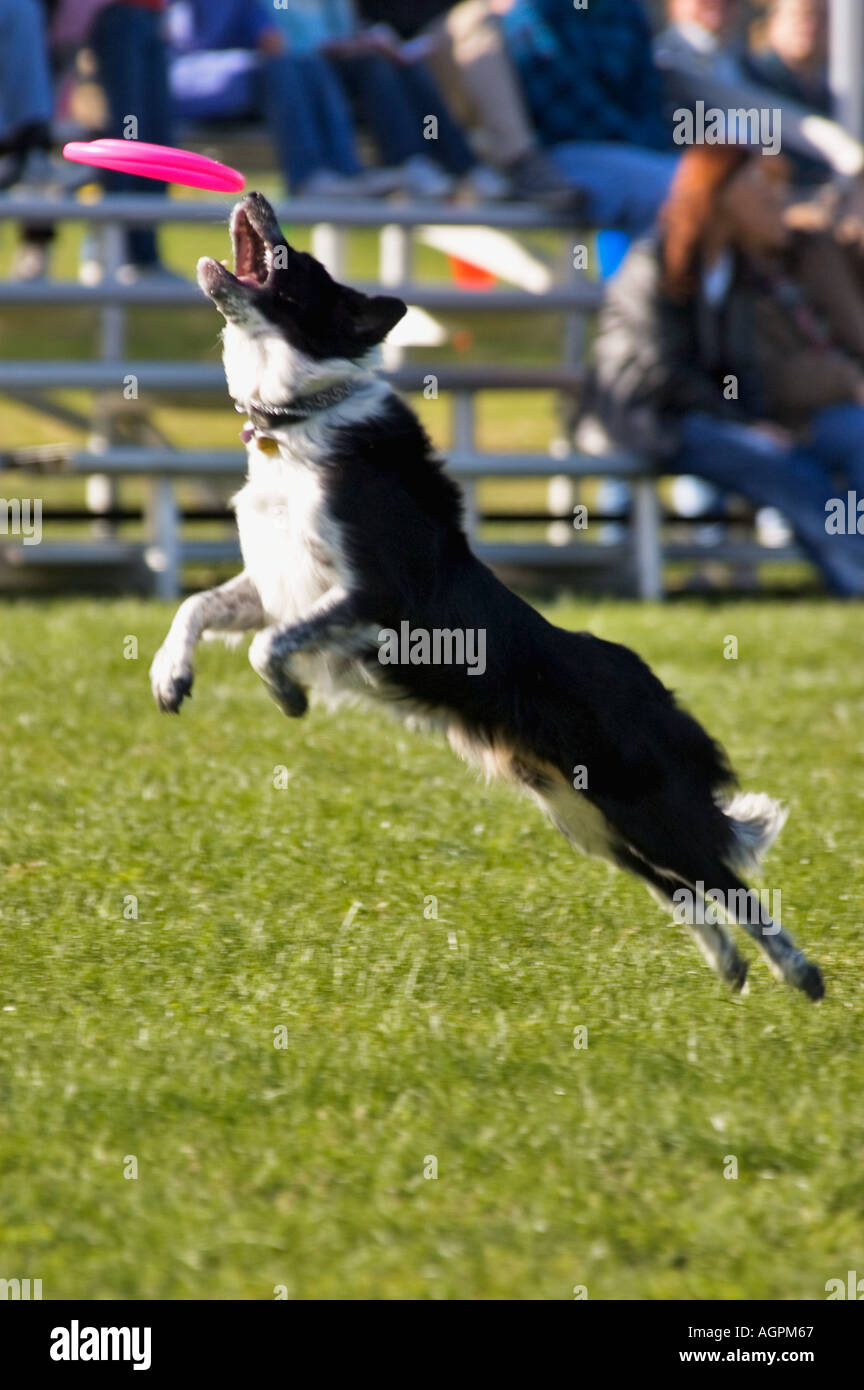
[634,852,823,1001]
[511,763,750,992]
[150,570,264,712]
[612,847,750,993]
[700,867,825,1001]
[744,915,823,998]
[684,914,749,992]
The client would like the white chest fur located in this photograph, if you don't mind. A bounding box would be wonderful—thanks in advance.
[232,440,341,627]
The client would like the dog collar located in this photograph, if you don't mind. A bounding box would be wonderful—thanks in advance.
[239,380,360,436]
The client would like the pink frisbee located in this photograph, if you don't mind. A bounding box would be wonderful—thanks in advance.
[62,139,245,192]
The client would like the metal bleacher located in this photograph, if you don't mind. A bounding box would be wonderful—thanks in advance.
[0,190,803,598]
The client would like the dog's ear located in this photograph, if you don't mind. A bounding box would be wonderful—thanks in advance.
[349,291,408,347]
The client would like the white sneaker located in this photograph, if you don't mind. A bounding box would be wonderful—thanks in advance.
[114,263,189,288]
[78,260,188,288]
[459,164,509,201]
[79,258,104,286]
[399,155,454,199]
[756,507,793,548]
[295,169,358,197]
[12,241,49,281]
[353,166,405,197]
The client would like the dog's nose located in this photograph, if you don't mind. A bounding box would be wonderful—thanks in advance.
[243,190,277,222]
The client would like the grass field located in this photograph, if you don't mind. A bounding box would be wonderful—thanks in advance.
[1,596,862,1300]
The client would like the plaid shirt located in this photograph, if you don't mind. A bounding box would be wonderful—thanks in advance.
[503,0,668,152]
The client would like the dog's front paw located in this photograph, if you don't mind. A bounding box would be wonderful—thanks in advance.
[249,630,308,718]
[798,958,825,1002]
[150,642,194,713]
[270,676,309,718]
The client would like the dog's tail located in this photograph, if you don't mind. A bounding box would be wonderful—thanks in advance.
[722,791,788,876]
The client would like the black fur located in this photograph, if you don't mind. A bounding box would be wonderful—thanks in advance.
[173,192,826,1001]
[198,192,406,359]
[315,394,740,886]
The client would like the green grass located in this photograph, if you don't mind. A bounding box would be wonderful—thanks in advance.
[0,597,862,1299]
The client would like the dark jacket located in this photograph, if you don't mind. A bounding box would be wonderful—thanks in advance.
[589,233,864,457]
[503,0,668,152]
[357,1,454,35]
[742,48,832,187]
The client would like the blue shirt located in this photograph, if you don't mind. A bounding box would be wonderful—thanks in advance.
[268,0,357,53]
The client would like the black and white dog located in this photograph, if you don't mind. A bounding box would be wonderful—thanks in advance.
[151,192,824,1001]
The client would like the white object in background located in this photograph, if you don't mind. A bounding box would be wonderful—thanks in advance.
[418,226,552,293]
[387,306,446,349]
[756,507,793,548]
[169,50,257,103]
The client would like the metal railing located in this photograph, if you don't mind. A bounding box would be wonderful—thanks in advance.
[0,193,666,595]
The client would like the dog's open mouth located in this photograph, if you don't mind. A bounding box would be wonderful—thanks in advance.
[197,197,279,299]
[231,206,273,288]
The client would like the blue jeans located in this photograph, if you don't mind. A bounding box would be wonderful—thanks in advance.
[261,53,362,188]
[91,3,172,266]
[550,142,678,236]
[672,407,864,595]
[334,55,475,174]
[172,52,361,191]
[0,0,53,144]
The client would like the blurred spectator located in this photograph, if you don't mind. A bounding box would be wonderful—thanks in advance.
[357,0,580,207]
[80,0,174,281]
[746,0,829,107]
[0,0,54,190]
[744,0,830,187]
[655,0,864,180]
[0,0,91,282]
[270,0,502,199]
[589,145,864,596]
[168,0,379,196]
[502,0,679,234]
[0,0,83,192]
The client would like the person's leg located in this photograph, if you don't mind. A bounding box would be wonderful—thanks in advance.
[0,0,53,147]
[430,0,535,166]
[303,54,363,177]
[673,412,864,594]
[806,402,864,494]
[336,53,473,172]
[423,0,579,205]
[258,54,329,189]
[143,13,173,151]
[126,7,173,265]
[90,4,168,266]
[335,54,420,167]
[550,143,679,236]
[394,60,476,175]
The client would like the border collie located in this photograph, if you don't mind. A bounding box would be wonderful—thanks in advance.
[150,192,824,1002]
